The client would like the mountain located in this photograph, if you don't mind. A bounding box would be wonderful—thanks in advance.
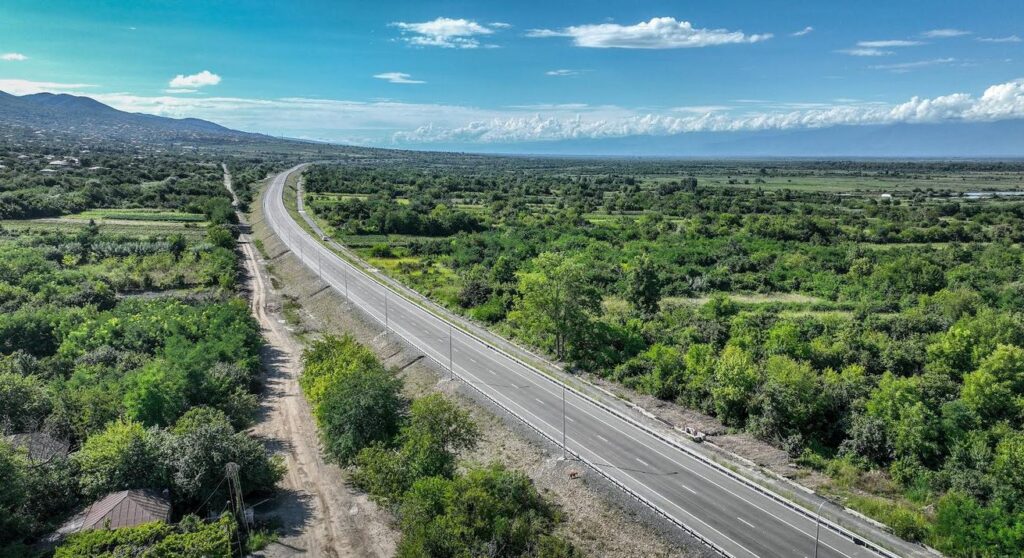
[0,90,265,144]
[404,119,1024,158]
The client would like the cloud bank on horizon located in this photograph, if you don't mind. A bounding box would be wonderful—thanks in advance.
[2,1,1023,149]
[6,76,1021,147]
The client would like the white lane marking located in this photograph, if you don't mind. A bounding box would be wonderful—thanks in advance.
[565,415,575,423]
[534,398,545,406]
[560,398,854,557]
[271,176,822,558]
[681,484,698,495]
[738,517,757,530]
[596,434,609,443]
[636,457,650,467]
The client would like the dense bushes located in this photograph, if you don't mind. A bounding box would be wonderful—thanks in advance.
[301,335,578,557]
[54,514,236,558]
[304,159,1024,555]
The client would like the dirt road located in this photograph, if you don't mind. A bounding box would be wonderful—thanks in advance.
[229,166,396,557]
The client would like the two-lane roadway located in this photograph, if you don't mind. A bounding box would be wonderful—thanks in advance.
[263,165,891,558]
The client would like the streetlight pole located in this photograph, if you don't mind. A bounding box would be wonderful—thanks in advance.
[814,500,825,558]
[560,384,567,460]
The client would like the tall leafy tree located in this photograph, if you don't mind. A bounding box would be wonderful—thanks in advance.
[509,252,601,359]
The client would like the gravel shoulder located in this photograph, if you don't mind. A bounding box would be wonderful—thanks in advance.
[246,175,712,558]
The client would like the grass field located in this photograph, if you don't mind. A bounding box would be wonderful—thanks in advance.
[66,208,207,222]
[0,218,207,239]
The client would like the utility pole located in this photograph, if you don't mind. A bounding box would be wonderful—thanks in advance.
[343,264,349,300]
[814,500,825,558]
[448,323,454,381]
[559,384,567,460]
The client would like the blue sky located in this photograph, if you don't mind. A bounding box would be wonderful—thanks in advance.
[1,0,1023,148]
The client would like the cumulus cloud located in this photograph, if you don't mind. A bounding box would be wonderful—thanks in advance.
[527,17,772,49]
[922,29,970,38]
[373,72,425,84]
[392,17,497,48]
[978,35,1022,43]
[545,69,582,77]
[0,79,95,95]
[870,58,957,73]
[791,26,814,37]
[1,52,28,61]
[168,70,221,89]
[31,77,1024,147]
[391,78,1024,144]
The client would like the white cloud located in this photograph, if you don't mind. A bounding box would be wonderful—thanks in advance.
[978,35,1022,43]
[490,22,512,29]
[545,69,582,77]
[21,77,1024,147]
[1,52,28,61]
[391,78,1024,144]
[857,39,924,48]
[791,26,814,37]
[373,72,425,84]
[838,48,893,56]
[392,17,497,49]
[526,17,772,49]
[165,88,197,94]
[0,79,95,95]
[870,58,956,73]
[922,29,970,38]
[168,70,221,89]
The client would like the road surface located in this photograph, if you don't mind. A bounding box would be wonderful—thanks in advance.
[263,165,893,558]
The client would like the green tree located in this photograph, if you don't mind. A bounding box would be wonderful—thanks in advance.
[625,253,662,316]
[711,345,759,426]
[73,419,164,499]
[509,252,601,359]
[302,336,405,465]
[159,407,283,506]
[0,440,29,544]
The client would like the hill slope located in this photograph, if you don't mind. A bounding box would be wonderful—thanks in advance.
[0,90,266,144]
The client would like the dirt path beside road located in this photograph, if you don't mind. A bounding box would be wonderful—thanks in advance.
[229,167,397,557]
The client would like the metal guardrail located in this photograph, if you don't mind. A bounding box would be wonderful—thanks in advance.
[273,167,903,558]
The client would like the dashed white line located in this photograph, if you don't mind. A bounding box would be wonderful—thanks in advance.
[635,457,650,467]
[737,517,757,530]
[681,484,698,495]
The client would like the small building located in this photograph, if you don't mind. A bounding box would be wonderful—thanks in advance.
[78,489,172,531]
[6,431,69,464]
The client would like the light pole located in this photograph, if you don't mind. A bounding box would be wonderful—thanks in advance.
[814,500,825,558]
[343,264,349,300]
[448,323,454,381]
[559,384,567,460]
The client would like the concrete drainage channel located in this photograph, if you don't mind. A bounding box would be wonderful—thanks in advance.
[279,167,906,558]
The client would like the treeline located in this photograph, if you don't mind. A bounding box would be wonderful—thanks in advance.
[0,221,281,553]
[300,335,579,557]
[304,159,1024,555]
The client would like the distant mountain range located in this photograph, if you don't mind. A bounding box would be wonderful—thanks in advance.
[3,89,1023,157]
[0,90,267,144]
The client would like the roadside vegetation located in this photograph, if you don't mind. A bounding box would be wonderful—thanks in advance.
[305,158,1024,555]
[0,142,284,556]
[301,335,580,557]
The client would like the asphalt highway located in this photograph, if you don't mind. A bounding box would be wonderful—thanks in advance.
[263,165,890,558]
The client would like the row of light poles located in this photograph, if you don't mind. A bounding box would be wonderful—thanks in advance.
[299,228,831,558]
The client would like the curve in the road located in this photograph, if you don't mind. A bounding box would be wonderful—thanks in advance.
[263,165,898,558]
